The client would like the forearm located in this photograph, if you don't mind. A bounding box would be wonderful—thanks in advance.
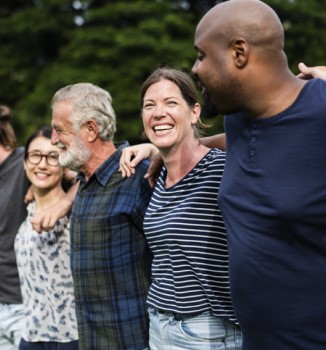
[200,133,226,151]
[31,181,79,232]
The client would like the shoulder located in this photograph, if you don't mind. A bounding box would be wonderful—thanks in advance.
[11,147,25,163]
[304,78,326,97]
[124,160,152,191]
[205,148,226,168]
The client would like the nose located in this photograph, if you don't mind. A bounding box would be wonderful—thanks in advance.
[153,103,166,118]
[191,61,198,76]
[38,155,48,167]
[51,129,59,145]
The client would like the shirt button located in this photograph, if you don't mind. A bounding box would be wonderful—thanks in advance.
[250,136,257,143]
[250,149,255,157]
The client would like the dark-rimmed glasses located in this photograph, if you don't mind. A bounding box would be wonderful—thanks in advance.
[26,151,60,166]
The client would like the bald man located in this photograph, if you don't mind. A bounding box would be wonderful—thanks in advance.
[192,1,326,349]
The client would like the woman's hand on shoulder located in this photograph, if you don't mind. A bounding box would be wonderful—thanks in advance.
[119,143,159,177]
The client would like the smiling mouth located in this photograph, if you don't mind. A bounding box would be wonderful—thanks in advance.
[35,172,50,179]
[153,125,173,134]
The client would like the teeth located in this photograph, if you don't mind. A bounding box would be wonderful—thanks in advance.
[35,173,49,179]
[154,125,173,131]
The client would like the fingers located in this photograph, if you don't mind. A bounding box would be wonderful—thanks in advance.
[119,162,135,178]
[24,186,34,204]
[31,215,56,233]
[119,149,136,177]
[143,153,163,187]
[297,62,312,80]
[298,62,308,72]
[145,174,159,188]
[297,63,326,81]
[119,144,160,177]
[119,146,151,177]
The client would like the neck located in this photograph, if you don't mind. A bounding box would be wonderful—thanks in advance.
[82,140,117,181]
[245,67,306,119]
[162,140,209,188]
[33,186,66,211]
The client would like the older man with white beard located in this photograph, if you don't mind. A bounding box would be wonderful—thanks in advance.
[50,82,153,350]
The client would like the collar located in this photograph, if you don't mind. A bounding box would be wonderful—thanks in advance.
[76,141,129,186]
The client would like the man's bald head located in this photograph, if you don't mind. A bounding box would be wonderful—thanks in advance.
[196,0,284,54]
[192,0,297,117]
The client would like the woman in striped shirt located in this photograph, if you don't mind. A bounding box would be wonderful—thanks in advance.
[120,67,241,350]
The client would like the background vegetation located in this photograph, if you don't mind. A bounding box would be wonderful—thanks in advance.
[0,0,324,145]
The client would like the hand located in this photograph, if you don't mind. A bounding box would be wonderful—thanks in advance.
[31,182,79,232]
[24,186,34,204]
[119,143,159,177]
[144,152,164,188]
[297,62,326,80]
[31,199,71,232]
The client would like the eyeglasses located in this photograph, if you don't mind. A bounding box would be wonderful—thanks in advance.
[26,151,60,166]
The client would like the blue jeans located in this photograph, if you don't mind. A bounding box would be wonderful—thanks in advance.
[19,339,79,350]
[148,307,242,350]
[0,303,25,350]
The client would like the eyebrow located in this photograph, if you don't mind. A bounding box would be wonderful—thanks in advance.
[29,150,59,154]
[144,96,179,101]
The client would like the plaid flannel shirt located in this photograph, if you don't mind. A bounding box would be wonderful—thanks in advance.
[71,142,153,350]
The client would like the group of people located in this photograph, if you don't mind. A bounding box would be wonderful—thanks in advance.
[0,1,325,350]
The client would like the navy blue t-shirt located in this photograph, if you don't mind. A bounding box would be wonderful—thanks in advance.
[219,79,326,350]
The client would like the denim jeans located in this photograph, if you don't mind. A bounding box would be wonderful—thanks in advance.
[148,307,242,350]
[0,303,25,350]
[19,339,79,350]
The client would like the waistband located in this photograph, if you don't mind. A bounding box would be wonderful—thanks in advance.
[156,308,203,321]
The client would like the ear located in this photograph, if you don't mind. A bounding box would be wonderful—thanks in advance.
[191,103,201,125]
[231,38,249,69]
[84,120,98,142]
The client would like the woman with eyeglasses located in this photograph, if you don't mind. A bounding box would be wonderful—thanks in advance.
[14,126,78,350]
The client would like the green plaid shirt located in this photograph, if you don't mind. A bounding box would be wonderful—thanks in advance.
[71,142,153,350]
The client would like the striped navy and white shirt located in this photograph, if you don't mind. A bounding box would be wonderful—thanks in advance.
[144,148,237,323]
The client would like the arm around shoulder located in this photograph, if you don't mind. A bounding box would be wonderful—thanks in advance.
[200,133,226,151]
[31,181,79,232]
[119,143,159,177]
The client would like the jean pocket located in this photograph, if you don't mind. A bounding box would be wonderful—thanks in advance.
[179,313,227,342]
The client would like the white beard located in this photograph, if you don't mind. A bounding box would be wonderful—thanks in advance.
[58,135,91,170]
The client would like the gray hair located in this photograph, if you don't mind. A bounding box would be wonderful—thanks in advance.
[51,83,116,141]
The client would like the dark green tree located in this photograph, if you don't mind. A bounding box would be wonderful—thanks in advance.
[264,0,325,71]
[0,0,324,145]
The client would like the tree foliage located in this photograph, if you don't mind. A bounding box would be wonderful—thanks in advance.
[0,0,324,145]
